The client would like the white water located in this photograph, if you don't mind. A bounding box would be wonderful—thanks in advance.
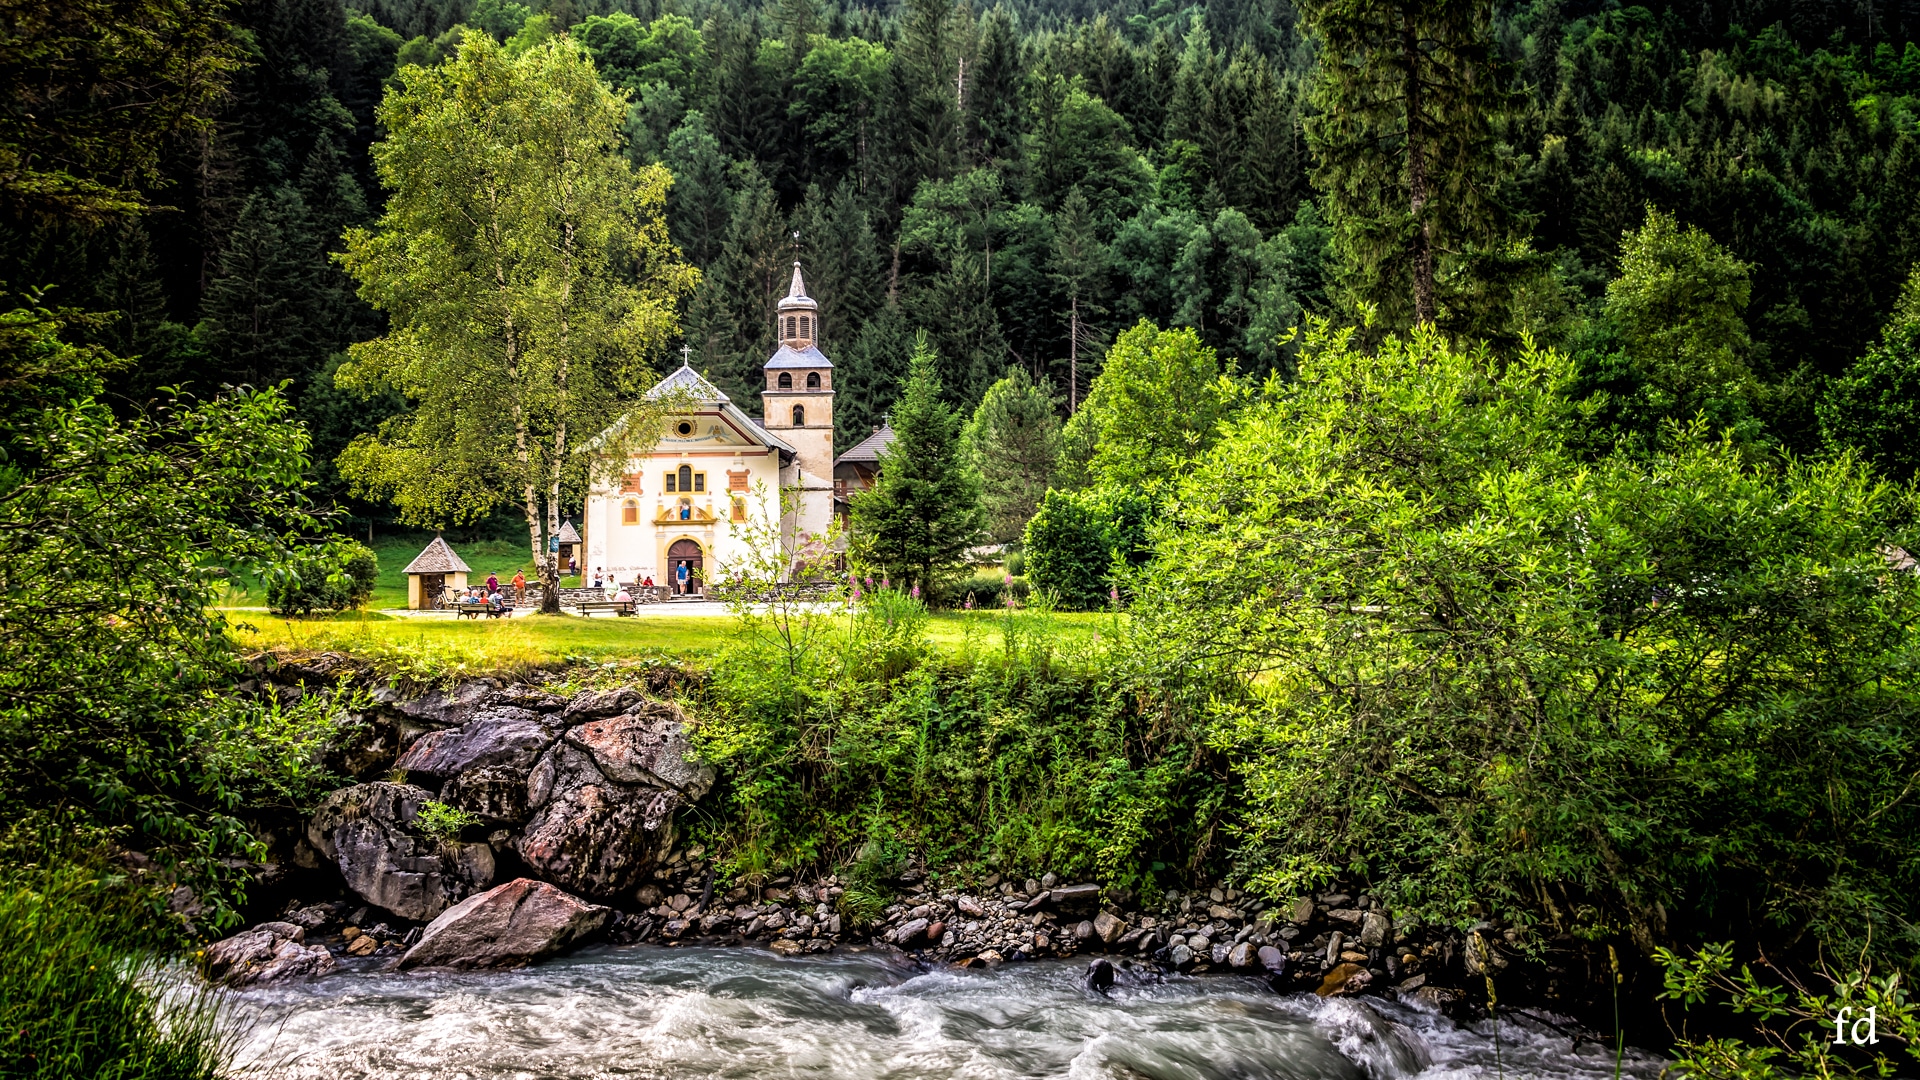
[226,945,1665,1080]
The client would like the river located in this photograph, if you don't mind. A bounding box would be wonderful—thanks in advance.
[226,944,1666,1080]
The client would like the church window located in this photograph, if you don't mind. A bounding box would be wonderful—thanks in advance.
[621,499,639,525]
[778,372,792,389]
[676,420,693,436]
[692,470,705,492]
[806,371,821,389]
[786,316,797,338]
[676,464,692,492]
[792,404,805,426]
[800,315,811,339]
[731,496,746,522]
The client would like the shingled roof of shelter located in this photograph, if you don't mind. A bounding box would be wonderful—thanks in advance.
[835,422,895,466]
[556,521,581,544]
[403,536,470,574]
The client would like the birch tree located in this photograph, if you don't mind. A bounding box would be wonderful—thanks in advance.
[335,34,696,611]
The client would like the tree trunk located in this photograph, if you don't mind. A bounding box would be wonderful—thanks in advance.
[1068,295,1079,413]
[1403,14,1436,326]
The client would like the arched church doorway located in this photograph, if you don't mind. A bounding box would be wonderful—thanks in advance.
[668,538,703,596]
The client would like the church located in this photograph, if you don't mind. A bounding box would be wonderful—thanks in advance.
[578,263,838,592]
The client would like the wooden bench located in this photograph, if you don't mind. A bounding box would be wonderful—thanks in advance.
[575,600,636,617]
[454,602,510,619]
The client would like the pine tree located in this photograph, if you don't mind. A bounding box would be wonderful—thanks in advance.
[795,180,884,351]
[965,367,1060,543]
[1049,186,1111,410]
[664,111,733,267]
[695,162,789,401]
[835,299,914,447]
[1299,0,1505,327]
[197,186,326,388]
[850,332,983,594]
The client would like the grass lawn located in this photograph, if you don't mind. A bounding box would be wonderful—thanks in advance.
[229,608,1124,679]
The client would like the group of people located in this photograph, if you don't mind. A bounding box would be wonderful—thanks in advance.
[449,570,528,613]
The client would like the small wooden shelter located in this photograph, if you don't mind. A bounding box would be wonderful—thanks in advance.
[403,536,471,609]
[556,520,581,574]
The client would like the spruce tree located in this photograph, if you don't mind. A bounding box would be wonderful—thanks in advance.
[836,299,913,447]
[197,186,326,389]
[664,111,733,267]
[965,367,1060,544]
[850,332,983,595]
[1299,0,1504,327]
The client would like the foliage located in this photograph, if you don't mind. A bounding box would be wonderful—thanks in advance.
[265,540,378,616]
[946,571,1030,610]
[336,33,697,610]
[0,862,231,1080]
[849,334,984,596]
[416,799,480,842]
[0,313,355,925]
[1657,943,1920,1079]
[965,367,1060,544]
[1136,320,1920,969]
[1077,321,1239,492]
[0,0,242,223]
[1820,267,1920,482]
[1023,490,1111,610]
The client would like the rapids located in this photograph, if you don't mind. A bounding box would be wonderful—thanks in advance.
[227,944,1665,1079]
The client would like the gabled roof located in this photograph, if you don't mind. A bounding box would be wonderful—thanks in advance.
[765,343,833,370]
[556,521,581,544]
[584,362,798,458]
[403,536,470,575]
[836,423,895,466]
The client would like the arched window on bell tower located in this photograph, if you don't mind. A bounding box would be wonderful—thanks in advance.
[778,372,792,389]
[800,315,811,340]
[806,371,820,389]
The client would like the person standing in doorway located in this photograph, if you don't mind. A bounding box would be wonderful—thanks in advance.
[675,560,689,596]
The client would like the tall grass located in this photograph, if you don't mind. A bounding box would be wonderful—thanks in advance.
[0,869,232,1080]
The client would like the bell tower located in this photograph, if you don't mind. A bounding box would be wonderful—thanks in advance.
[762,261,835,536]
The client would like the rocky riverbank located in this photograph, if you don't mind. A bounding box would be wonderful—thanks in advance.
[210,654,1530,1017]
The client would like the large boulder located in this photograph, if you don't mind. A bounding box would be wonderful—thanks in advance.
[563,702,713,797]
[307,782,495,921]
[519,743,681,898]
[397,878,610,970]
[392,706,556,783]
[204,922,336,986]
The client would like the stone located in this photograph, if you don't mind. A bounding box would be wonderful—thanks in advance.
[1211,943,1231,965]
[392,679,499,727]
[281,905,333,931]
[1339,950,1368,963]
[392,708,554,782]
[307,782,495,922]
[1169,944,1194,969]
[1227,941,1257,969]
[1287,897,1315,924]
[346,934,379,956]
[1034,932,1051,951]
[1358,911,1391,948]
[1326,908,1365,925]
[1209,887,1226,903]
[1316,962,1371,997]
[1395,973,1428,993]
[976,949,1005,965]
[895,918,930,945]
[1257,945,1287,973]
[442,765,534,825]
[926,920,946,942]
[667,893,692,912]
[1040,872,1058,889]
[1208,904,1237,921]
[1094,911,1128,944]
[956,896,986,917]
[769,938,805,956]
[563,703,714,797]
[1188,933,1212,955]
[559,687,646,724]
[635,884,663,907]
[1024,878,1041,895]
[399,878,610,970]
[1464,928,1508,975]
[519,742,682,898]
[204,925,337,986]
[1324,931,1344,966]
[1049,883,1100,907]
[1085,958,1115,992]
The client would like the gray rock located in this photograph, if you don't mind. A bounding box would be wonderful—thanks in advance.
[1326,908,1365,926]
[1228,941,1257,968]
[1358,911,1391,948]
[1211,943,1231,965]
[308,782,495,922]
[895,918,930,945]
[399,878,610,970]
[1169,943,1194,969]
[204,924,336,986]
[393,679,498,727]
[1050,883,1101,907]
[1287,896,1315,924]
[1325,931,1344,966]
[1040,872,1058,889]
[1093,910,1128,944]
[442,764,532,824]
[519,742,682,899]
[956,895,985,917]
[1072,920,1096,942]
[1257,945,1287,973]
[559,687,646,724]
[392,708,554,782]
[563,703,713,797]
[1188,933,1212,955]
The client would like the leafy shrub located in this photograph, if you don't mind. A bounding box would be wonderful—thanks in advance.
[944,572,1029,609]
[265,541,378,616]
[416,799,480,842]
[1023,489,1111,609]
[1003,551,1025,577]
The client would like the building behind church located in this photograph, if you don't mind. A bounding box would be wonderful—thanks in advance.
[579,263,841,591]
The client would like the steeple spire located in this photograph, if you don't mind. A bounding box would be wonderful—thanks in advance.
[775,260,817,349]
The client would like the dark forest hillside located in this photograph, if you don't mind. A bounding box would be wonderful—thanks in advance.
[7,0,1920,506]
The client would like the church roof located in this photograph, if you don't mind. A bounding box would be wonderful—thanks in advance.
[765,343,833,369]
[776,262,817,312]
[645,362,728,402]
[556,521,581,544]
[403,536,470,575]
[836,422,895,466]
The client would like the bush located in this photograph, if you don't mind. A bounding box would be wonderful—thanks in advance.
[1022,488,1147,610]
[265,540,378,616]
[0,866,229,1080]
[944,572,1029,609]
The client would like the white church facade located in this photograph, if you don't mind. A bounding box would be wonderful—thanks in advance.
[579,263,838,592]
